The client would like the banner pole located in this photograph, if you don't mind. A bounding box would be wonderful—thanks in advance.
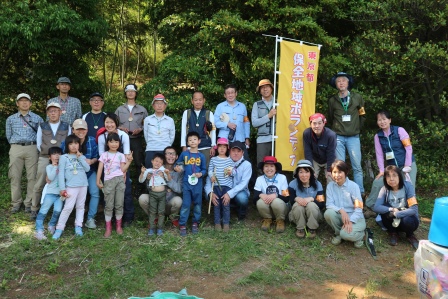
[271,35,281,156]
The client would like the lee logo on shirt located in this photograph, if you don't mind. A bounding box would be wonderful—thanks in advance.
[184,157,201,166]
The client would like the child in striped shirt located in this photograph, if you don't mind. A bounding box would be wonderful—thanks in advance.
[208,138,234,232]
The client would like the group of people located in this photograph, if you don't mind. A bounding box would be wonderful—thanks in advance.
[6,73,419,248]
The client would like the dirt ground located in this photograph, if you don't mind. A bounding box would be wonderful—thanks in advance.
[144,218,429,299]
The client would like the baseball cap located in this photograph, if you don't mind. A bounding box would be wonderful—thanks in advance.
[16,93,31,102]
[124,84,137,92]
[229,141,245,151]
[72,119,88,130]
[89,92,104,100]
[57,77,71,84]
[152,94,167,105]
[46,102,62,110]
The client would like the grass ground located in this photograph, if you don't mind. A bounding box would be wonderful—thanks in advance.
[0,155,436,299]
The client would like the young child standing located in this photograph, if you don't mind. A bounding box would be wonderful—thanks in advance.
[34,147,63,240]
[254,156,289,233]
[97,133,133,238]
[139,153,171,236]
[175,131,206,236]
[208,138,234,232]
[53,135,90,239]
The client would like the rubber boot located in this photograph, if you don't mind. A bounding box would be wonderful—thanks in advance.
[116,219,123,235]
[104,221,112,238]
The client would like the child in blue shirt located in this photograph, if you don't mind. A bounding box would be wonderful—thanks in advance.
[34,147,63,240]
[175,131,206,236]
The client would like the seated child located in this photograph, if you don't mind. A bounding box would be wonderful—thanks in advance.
[34,147,63,240]
[139,153,170,236]
[253,156,289,233]
[208,138,233,232]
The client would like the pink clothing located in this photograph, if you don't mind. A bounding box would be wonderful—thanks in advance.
[374,126,412,172]
[56,186,88,230]
[99,151,126,181]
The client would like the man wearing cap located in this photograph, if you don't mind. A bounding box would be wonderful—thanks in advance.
[303,113,337,184]
[205,141,252,221]
[115,84,148,176]
[143,94,175,168]
[214,84,250,158]
[251,79,277,165]
[31,102,71,219]
[328,72,366,196]
[6,93,44,213]
[83,92,106,138]
[61,119,99,228]
[47,77,82,126]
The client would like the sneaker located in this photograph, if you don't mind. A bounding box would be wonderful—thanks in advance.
[52,229,63,240]
[25,207,31,213]
[74,226,83,237]
[148,229,155,236]
[275,219,285,233]
[34,230,47,240]
[47,226,56,235]
[331,235,342,245]
[157,229,163,236]
[11,206,20,214]
[295,229,305,238]
[179,226,187,237]
[214,224,222,231]
[171,219,180,228]
[407,234,419,250]
[354,240,364,248]
[389,232,398,246]
[308,229,317,238]
[85,218,97,229]
[192,223,199,234]
[30,211,37,220]
[261,218,272,231]
[223,224,230,232]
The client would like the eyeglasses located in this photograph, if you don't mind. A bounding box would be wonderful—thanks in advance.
[165,152,176,156]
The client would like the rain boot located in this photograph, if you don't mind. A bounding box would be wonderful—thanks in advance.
[104,221,112,238]
[116,219,123,235]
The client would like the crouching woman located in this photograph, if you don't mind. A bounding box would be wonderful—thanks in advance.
[324,160,366,248]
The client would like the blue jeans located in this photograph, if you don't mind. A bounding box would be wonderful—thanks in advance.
[179,182,203,226]
[231,190,249,220]
[213,185,231,225]
[335,134,364,193]
[87,172,100,220]
[36,193,63,231]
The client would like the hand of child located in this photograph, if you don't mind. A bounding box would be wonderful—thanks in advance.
[210,176,217,183]
[164,168,170,175]
[97,182,104,189]
[195,172,202,178]
[126,152,134,162]
[141,165,146,173]
[159,171,165,178]
[46,176,51,184]
[60,190,70,198]
[174,165,183,173]
[76,151,83,158]
[146,173,153,180]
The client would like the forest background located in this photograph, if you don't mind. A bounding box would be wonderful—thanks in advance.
[0,0,447,191]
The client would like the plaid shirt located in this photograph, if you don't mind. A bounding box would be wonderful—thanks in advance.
[6,111,44,144]
[61,136,99,175]
[47,96,82,126]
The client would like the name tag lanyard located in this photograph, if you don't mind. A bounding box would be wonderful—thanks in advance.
[340,91,351,121]
[385,135,399,166]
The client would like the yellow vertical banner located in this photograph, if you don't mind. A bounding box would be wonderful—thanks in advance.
[275,41,320,171]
